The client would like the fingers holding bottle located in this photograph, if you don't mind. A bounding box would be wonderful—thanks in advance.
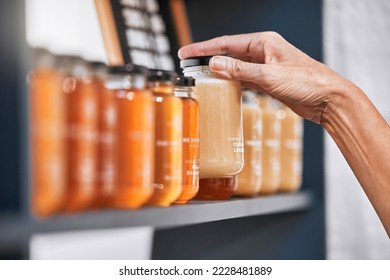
[178,31,348,123]
[178,32,277,63]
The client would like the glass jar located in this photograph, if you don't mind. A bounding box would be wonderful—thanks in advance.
[107,64,155,209]
[29,49,67,217]
[64,59,99,212]
[278,104,304,192]
[258,94,281,195]
[181,56,244,179]
[174,76,200,204]
[147,70,183,207]
[90,62,117,209]
[236,89,262,196]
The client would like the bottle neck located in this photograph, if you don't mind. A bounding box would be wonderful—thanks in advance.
[242,90,259,105]
[174,86,192,98]
[148,82,174,95]
[105,74,146,90]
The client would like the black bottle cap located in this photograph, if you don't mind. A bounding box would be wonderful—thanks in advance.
[89,61,107,68]
[108,64,147,75]
[147,69,177,82]
[180,56,213,68]
[175,76,195,87]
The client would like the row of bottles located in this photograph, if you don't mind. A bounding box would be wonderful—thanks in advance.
[29,50,200,217]
[29,52,303,218]
[181,57,304,199]
[236,89,304,196]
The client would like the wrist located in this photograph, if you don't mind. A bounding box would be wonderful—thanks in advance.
[320,78,365,130]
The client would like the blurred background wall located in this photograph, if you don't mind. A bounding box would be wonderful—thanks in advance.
[324,0,390,259]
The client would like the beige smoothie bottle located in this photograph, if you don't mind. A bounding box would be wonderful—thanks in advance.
[279,104,304,192]
[258,94,281,195]
[181,56,243,200]
[237,89,262,196]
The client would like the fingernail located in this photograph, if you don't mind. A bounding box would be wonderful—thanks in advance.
[210,56,227,71]
[177,49,183,59]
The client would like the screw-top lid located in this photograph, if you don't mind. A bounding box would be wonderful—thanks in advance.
[147,69,177,82]
[175,76,195,87]
[108,64,148,75]
[180,56,213,68]
[89,61,107,68]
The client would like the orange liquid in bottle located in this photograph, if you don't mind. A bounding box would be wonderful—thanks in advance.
[30,66,67,218]
[65,67,99,212]
[147,83,183,207]
[175,97,200,204]
[196,176,238,200]
[95,81,118,208]
[113,88,155,209]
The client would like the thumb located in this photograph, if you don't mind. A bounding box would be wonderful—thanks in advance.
[209,56,266,83]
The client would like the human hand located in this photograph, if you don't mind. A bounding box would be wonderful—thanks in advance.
[178,32,354,123]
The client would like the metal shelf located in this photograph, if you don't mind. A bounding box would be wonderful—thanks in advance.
[0,192,311,250]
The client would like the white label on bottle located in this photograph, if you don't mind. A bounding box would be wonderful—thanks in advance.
[245,139,262,147]
[284,139,302,150]
[155,140,181,147]
[265,139,280,148]
[228,137,244,153]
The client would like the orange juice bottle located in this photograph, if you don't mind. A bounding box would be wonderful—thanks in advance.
[278,104,304,192]
[108,65,155,209]
[89,62,118,208]
[174,76,199,204]
[236,89,262,196]
[65,59,99,212]
[29,50,67,218]
[258,94,281,195]
[147,70,183,207]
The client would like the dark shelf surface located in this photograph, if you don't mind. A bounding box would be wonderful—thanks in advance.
[0,192,311,248]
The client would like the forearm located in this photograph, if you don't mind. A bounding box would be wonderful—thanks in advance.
[321,81,390,236]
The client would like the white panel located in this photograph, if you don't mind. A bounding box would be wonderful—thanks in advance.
[324,0,390,259]
[30,227,154,260]
[25,0,107,63]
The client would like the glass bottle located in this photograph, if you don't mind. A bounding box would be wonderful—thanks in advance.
[174,76,200,204]
[278,104,304,192]
[258,94,281,195]
[181,56,243,200]
[29,49,67,217]
[90,62,117,208]
[108,65,155,209]
[181,56,244,179]
[236,89,262,196]
[147,70,183,207]
[65,59,99,212]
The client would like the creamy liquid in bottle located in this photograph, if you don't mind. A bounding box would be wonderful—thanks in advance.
[279,104,303,192]
[237,90,262,196]
[258,94,281,194]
